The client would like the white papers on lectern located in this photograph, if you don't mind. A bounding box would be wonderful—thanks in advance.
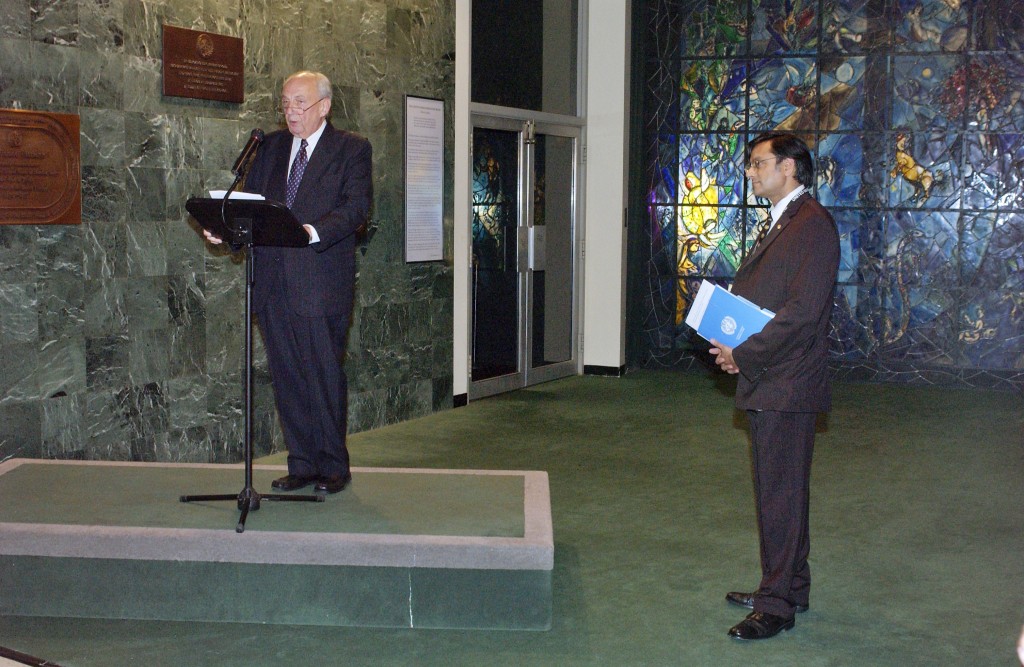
[685,279,775,347]
[208,190,265,200]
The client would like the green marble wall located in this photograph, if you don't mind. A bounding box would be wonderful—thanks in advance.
[0,0,455,462]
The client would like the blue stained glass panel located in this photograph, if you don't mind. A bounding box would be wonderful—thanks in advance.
[679,60,748,132]
[959,212,996,281]
[832,208,865,299]
[816,133,866,207]
[873,210,959,354]
[964,55,1024,135]
[818,57,866,130]
[650,133,679,203]
[891,54,963,132]
[678,0,749,57]
[892,0,969,54]
[680,205,748,278]
[677,133,746,207]
[747,58,818,132]
[972,0,1024,52]
[963,134,1024,211]
[888,132,961,209]
[821,0,880,54]
[750,0,820,56]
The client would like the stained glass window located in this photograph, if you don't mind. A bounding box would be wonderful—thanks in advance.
[637,0,1024,386]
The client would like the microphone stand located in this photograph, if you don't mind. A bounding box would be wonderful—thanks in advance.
[181,131,324,533]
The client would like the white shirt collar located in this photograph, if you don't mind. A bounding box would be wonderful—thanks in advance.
[290,120,327,166]
[769,184,807,225]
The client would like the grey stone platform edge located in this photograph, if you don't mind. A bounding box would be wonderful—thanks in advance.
[0,459,554,630]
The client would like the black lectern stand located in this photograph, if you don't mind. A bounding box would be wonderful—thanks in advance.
[183,196,324,532]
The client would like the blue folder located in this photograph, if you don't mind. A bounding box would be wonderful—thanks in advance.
[684,279,775,347]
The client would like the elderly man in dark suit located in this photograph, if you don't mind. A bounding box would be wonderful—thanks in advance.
[206,70,372,495]
[710,133,839,640]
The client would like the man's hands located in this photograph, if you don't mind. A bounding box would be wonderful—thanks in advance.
[709,340,740,375]
[202,229,224,245]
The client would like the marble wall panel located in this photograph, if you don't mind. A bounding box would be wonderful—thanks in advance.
[0,38,34,108]
[126,167,168,222]
[78,49,125,108]
[1,0,31,40]
[30,42,80,112]
[37,270,85,343]
[0,283,38,344]
[41,393,84,458]
[29,0,78,46]
[85,333,130,391]
[80,108,126,166]
[431,374,453,411]
[122,0,167,60]
[82,388,133,459]
[348,386,389,433]
[166,375,207,429]
[1,0,455,463]
[0,402,42,459]
[83,222,128,282]
[126,221,169,277]
[81,167,128,224]
[0,342,40,403]
[79,0,126,53]
[38,335,86,400]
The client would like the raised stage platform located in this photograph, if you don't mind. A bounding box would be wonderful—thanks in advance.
[0,459,553,630]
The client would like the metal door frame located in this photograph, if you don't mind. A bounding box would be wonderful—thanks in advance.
[468,113,582,400]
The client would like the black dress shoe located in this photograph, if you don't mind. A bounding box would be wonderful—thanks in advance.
[726,591,808,613]
[728,611,795,640]
[271,474,318,491]
[314,472,352,494]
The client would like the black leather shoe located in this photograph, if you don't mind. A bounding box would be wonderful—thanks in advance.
[271,474,318,491]
[728,611,795,640]
[726,591,808,613]
[314,472,352,494]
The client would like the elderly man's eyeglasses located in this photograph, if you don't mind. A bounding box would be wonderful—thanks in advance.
[279,98,325,115]
[746,156,780,171]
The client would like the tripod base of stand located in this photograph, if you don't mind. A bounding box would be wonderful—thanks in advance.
[180,487,324,533]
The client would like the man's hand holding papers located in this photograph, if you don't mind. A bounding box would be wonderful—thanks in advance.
[710,340,739,374]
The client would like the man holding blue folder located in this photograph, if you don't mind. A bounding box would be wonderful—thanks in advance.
[709,133,840,640]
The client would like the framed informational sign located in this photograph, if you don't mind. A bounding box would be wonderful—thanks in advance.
[404,95,445,262]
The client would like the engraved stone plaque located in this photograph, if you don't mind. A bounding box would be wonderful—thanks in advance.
[0,109,81,226]
[162,25,244,103]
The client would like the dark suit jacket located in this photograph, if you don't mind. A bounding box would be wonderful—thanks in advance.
[243,122,373,318]
[730,193,839,413]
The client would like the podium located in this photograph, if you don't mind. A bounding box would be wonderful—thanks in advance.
[182,196,324,532]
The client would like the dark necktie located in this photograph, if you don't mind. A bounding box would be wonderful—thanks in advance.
[286,139,308,208]
[752,219,772,248]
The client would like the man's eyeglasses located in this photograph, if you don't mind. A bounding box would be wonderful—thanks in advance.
[746,156,780,171]
[279,98,325,115]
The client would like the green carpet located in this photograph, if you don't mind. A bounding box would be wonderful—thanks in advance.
[1,369,1022,666]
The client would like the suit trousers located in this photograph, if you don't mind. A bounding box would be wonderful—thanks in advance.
[747,409,816,618]
[256,304,351,479]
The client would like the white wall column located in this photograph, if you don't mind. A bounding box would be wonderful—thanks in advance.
[453,0,471,397]
[581,1,630,372]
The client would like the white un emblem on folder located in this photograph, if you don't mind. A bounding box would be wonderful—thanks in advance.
[721,316,738,335]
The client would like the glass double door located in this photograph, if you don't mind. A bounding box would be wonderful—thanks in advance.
[470,116,579,399]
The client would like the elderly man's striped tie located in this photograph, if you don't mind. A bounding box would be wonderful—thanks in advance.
[285,139,308,208]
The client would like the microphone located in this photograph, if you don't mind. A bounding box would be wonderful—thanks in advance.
[231,128,264,177]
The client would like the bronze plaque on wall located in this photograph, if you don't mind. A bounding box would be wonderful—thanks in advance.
[0,109,81,226]
[162,25,244,103]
